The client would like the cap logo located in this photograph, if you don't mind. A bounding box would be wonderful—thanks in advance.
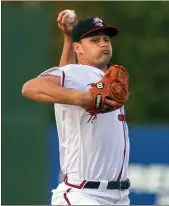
[92,17,104,27]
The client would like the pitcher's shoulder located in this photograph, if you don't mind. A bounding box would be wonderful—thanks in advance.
[60,64,93,71]
[60,64,81,71]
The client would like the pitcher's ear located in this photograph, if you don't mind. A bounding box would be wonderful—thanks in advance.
[73,42,83,54]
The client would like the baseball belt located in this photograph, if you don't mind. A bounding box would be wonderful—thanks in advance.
[83,178,130,190]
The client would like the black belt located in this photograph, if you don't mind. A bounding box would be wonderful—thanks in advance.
[83,178,130,190]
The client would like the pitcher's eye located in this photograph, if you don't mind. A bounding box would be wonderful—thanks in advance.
[91,39,99,43]
[104,38,110,42]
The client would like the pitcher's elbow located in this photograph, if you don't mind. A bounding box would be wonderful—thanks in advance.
[22,81,36,98]
[22,82,29,97]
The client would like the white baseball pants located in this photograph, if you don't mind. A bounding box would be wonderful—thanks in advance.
[51,176,130,205]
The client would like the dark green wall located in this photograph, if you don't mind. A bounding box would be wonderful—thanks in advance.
[2,3,52,204]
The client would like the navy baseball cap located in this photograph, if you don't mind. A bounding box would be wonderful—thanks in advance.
[72,17,119,42]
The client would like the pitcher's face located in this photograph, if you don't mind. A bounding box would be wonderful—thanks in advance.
[74,34,112,69]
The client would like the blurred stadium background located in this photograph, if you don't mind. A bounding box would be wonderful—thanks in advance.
[2,1,169,205]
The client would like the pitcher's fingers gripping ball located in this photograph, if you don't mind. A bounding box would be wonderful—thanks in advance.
[86,64,131,122]
[65,10,76,24]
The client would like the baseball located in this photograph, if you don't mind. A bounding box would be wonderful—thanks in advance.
[65,10,76,24]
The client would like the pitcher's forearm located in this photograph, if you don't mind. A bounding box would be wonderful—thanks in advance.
[22,78,83,105]
[30,87,83,105]
[59,35,76,67]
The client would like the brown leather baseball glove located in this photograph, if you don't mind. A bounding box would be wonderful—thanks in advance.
[86,64,130,121]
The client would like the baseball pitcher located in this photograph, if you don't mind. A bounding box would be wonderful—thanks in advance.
[22,10,131,205]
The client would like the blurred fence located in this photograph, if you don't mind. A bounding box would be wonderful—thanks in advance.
[48,125,169,205]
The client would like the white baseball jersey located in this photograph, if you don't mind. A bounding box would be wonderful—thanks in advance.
[40,64,130,182]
